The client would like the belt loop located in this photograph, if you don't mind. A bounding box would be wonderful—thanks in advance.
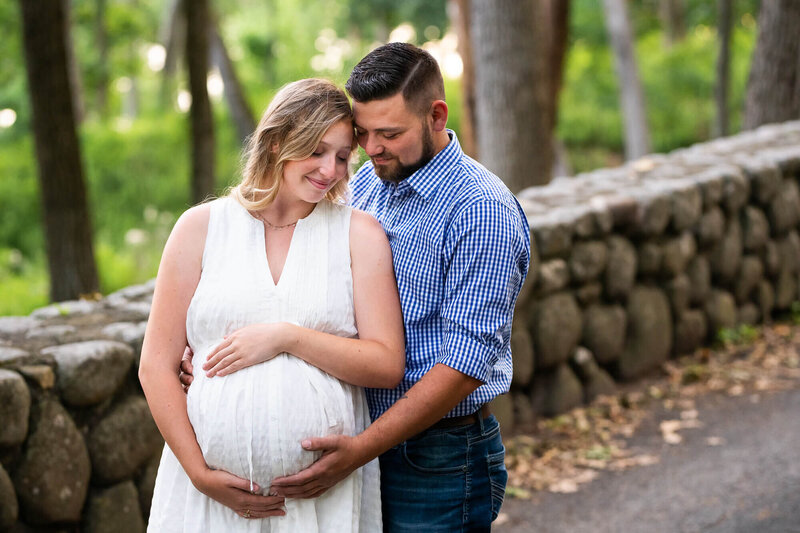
[477,407,486,434]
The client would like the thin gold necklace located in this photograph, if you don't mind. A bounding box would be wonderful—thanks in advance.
[254,212,298,230]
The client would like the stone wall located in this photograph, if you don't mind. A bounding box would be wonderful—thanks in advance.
[490,120,800,428]
[0,285,160,532]
[1,121,799,530]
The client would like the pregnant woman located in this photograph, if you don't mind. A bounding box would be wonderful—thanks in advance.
[138,79,404,532]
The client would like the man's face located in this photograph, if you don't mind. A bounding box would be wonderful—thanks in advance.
[353,93,435,182]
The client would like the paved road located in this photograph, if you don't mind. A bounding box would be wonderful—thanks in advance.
[495,388,800,533]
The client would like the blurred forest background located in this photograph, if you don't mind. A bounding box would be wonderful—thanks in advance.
[0,0,793,315]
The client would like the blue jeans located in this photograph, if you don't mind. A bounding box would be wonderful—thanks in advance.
[379,414,508,532]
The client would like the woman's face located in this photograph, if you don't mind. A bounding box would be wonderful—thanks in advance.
[281,120,353,205]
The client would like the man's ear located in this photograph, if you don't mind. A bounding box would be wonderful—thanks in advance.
[430,100,448,132]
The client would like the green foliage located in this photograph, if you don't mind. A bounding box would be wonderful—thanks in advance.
[716,324,759,346]
[558,23,756,172]
[1,0,766,315]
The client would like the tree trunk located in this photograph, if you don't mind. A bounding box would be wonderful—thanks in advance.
[659,0,686,46]
[713,0,732,137]
[450,0,476,158]
[546,0,571,176]
[64,0,85,123]
[602,0,651,160]
[470,0,553,191]
[743,0,800,129]
[95,0,110,117]
[160,0,185,106]
[186,0,216,203]
[209,18,256,143]
[18,0,99,302]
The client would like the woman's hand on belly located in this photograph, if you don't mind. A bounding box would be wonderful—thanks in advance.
[192,466,286,519]
[202,323,290,377]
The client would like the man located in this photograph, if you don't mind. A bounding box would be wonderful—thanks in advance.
[271,42,530,531]
[183,42,530,531]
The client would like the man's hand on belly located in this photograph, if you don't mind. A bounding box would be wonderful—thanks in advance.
[269,434,368,499]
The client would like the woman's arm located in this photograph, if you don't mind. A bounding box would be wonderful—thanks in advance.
[202,209,405,388]
[138,204,284,518]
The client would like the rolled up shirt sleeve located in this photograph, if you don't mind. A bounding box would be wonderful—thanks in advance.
[436,199,530,383]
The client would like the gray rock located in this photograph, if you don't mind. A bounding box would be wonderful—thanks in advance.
[0,369,30,446]
[696,206,725,247]
[113,301,152,321]
[704,290,738,335]
[532,222,572,259]
[687,256,712,305]
[775,268,798,310]
[617,286,673,380]
[670,184,703,231]
[14,396,90,524]
[696,171,723,208]
[571,347,616,402]
[762,240,782,278]
[84,481,145,533]
[0,462,17,529]
[710,218,743,282]
[662,232,697,277]
[721,169,750,213]
[575,283,603,306]
[489,394,514,434]
[569,241,608,283]
[137,452,161,519]
[531,363,583,416]
[674,310,708,355]
[30,299,100,319]
[512,392,536,428]
[741,158,781,204]
[24,324,78,341]
[42,340,134,407]
[530,293,583,368]
[741,206,770,252]
[17,364,56,390]
[777,231,800,274]
[665,274,692,315]
[511,313,534,387]
[582,304,627,365]
[737,303,761,325]
[756,281,775,321]
[0,316,40,336]
[536,259,570,294]
[605,236,637,300]
[768,180,800,234]
[0,346,33,367]
[87,396,163,484]
[101,322,147,365]
[634,194,672,236]
[735,256,764,303]
[106,281,155,304]
[638,241,663,276]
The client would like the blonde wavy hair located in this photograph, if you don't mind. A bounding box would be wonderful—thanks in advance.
[230,78,355,211]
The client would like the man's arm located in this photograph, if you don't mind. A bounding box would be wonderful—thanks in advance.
[271,199,530,498]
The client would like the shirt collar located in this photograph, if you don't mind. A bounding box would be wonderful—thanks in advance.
[382,129,463,201]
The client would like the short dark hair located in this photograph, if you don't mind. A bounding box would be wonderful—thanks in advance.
[346,42,445,116]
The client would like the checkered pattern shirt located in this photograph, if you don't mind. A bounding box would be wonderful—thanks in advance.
[350,130,531,420]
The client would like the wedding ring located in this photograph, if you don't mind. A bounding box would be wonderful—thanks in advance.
[243,509,251,518]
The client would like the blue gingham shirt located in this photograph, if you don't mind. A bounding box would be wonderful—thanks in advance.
[351,130,531,420]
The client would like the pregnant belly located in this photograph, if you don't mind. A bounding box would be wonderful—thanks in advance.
[186,354,352,489]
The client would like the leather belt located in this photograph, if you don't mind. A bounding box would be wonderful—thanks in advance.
[427,404,491,431]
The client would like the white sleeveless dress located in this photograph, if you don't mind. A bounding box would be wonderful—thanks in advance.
[147,197,381,532]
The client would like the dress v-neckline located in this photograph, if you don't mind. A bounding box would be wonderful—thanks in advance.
[250,202,321,288]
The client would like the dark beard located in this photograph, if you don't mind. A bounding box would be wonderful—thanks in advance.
[377,125,436,183]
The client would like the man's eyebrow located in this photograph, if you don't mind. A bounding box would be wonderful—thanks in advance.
[354,125,404,134]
